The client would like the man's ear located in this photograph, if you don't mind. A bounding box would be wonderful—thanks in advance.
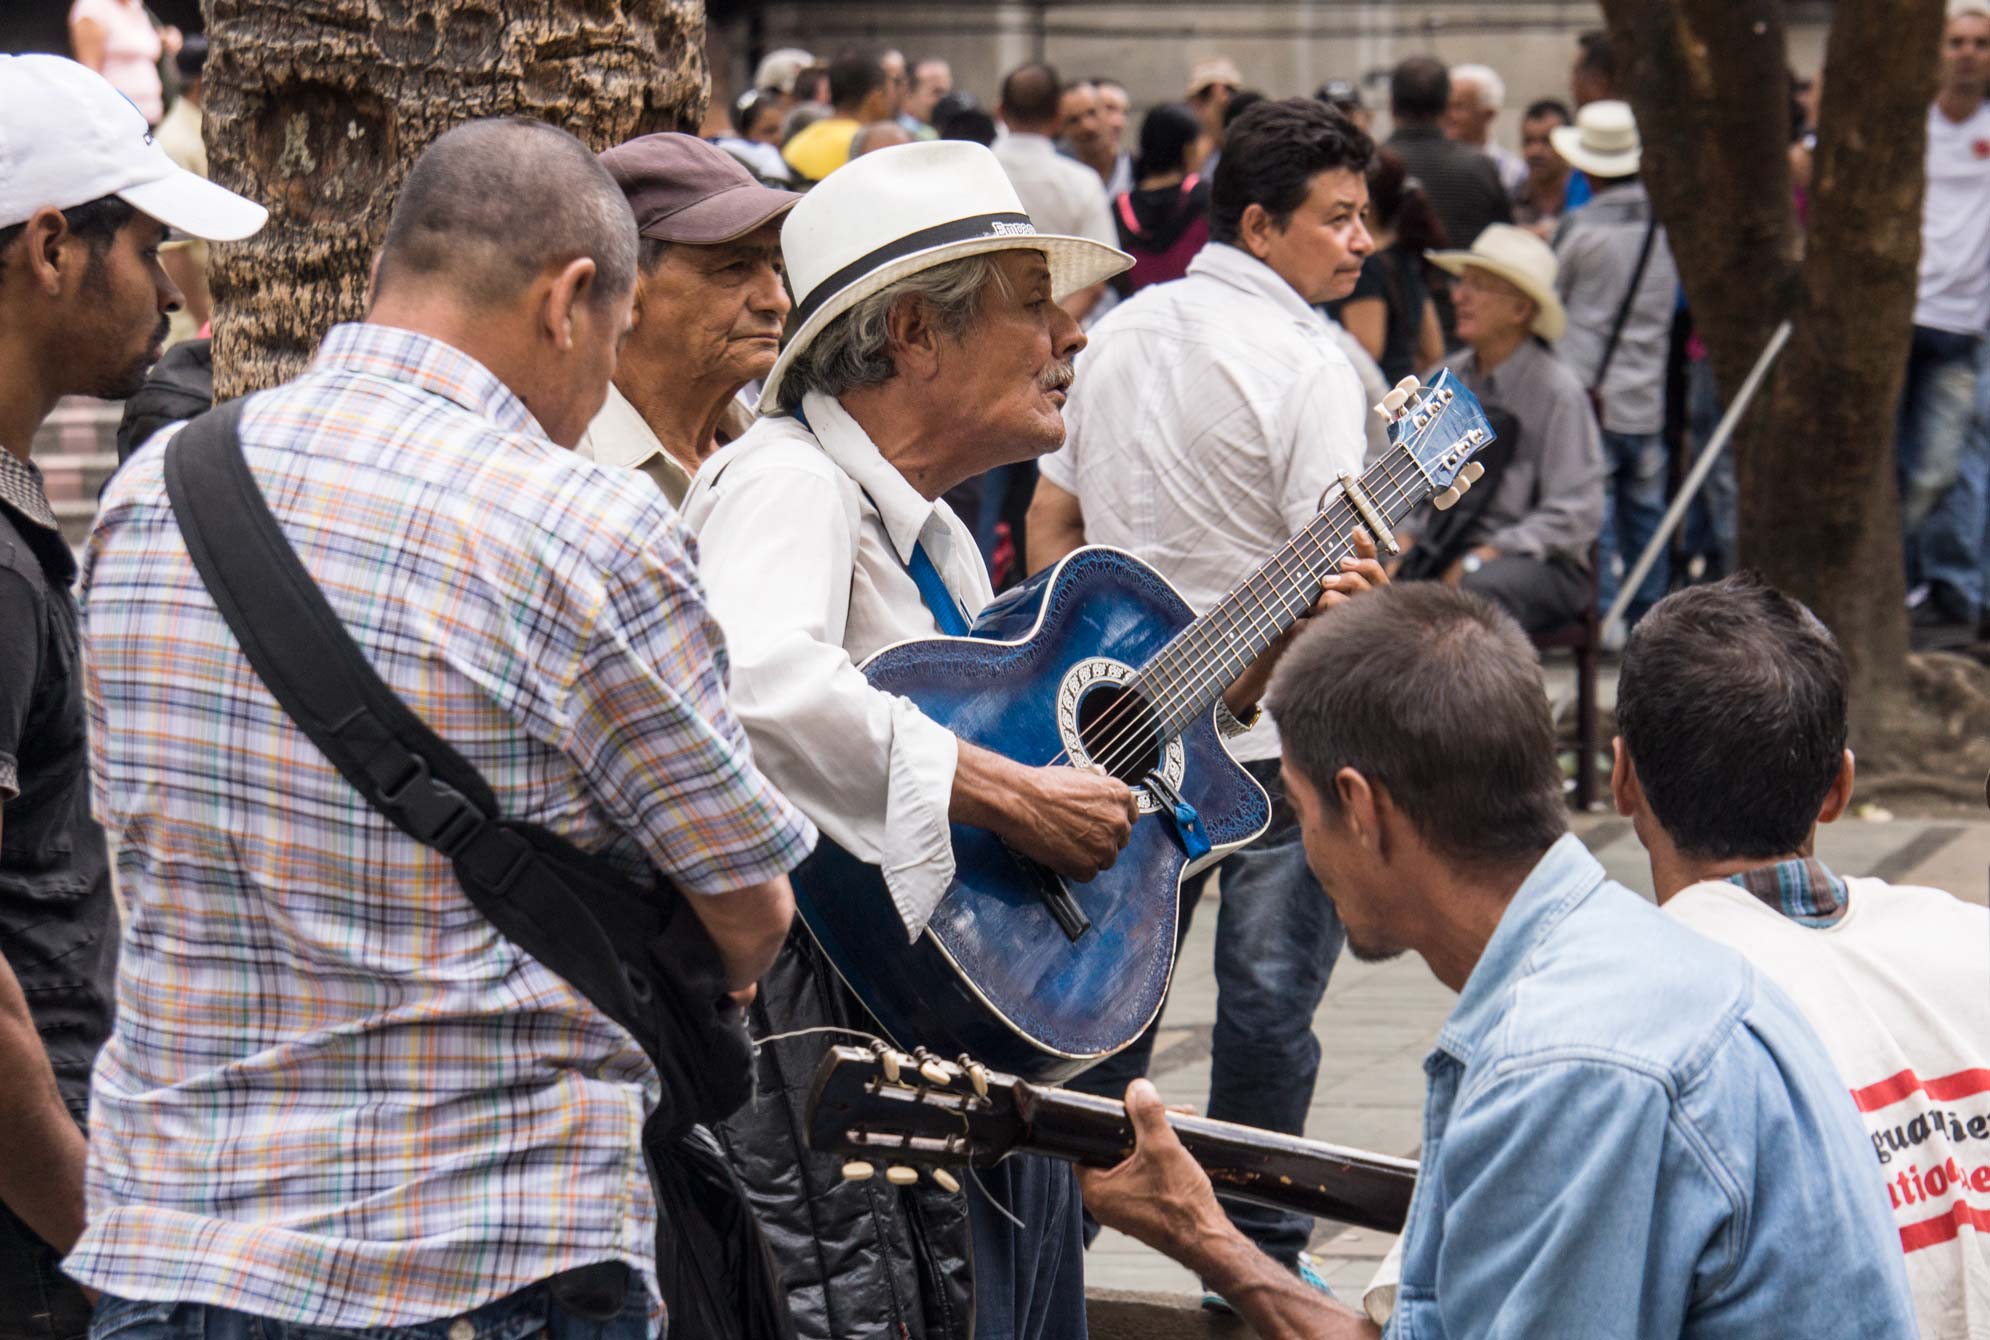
[1816,749,1856,826]
[885,294,945,381]
[22,207,74,297]
[542,256,599,351]
[1237,202,1276,262]
[1334,766,1380,850]
[1610,737,1640,819]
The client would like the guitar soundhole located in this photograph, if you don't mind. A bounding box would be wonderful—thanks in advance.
[1075,685,1163,786]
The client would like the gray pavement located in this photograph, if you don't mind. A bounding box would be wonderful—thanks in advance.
[1084,808,1990,1302]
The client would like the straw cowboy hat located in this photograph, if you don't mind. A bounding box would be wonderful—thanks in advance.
[1425,223,1567,341]
[758,139,1130,412]
[1550,99,1642,179]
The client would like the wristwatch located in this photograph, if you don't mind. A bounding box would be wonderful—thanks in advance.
[1461,553,1485,575]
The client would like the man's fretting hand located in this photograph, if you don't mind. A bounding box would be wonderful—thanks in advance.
[1224,528,1392,718]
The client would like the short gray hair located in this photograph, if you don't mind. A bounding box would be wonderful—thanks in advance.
[1449,63,1505,111]
[777,253,1011,413]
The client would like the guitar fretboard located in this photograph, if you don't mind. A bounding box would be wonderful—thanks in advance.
[1129,447,1433,742]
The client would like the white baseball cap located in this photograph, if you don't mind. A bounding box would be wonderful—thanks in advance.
[0,54,267,241]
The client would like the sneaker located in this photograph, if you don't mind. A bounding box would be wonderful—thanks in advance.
[1200,1252,1337,1312]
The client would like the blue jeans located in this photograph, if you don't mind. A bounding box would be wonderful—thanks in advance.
[1073,757,1346,1266]
[1680,357,1737,580]
[1897,325,1983,540]
[1595,429,1670,626]
[969,1156,1089,1340]
[90,1267,651,1340]
[1915,333,1990,617]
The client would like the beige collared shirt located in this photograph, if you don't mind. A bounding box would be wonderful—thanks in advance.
[577,384,696,508]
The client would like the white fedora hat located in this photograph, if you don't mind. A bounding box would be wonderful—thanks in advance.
[759,139,1130,412]
[1426,223,1566,342]
[1550,99,1641,179]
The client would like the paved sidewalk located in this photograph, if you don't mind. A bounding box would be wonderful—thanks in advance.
[1085,810,1990,1302]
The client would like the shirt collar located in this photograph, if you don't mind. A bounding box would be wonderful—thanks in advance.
[581,383,673,472]
[998,130,1057,155]
[0,450,59,534]
[1436,832,1606,1066]
[310,323,546,439]
[1186,242,1330,332]
[1724,856,1850,927]
[800,390,940,564]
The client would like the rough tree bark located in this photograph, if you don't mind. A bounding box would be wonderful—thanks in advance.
[1598,0,1945,747]
[203,0,708,400]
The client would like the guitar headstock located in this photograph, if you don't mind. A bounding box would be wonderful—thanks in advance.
[805,1043,1027,1191]
[1373,370,1495,511]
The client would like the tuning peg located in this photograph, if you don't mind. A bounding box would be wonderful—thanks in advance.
[1460,461,1485,483]
[1454,474,1473,494]
[1432,487,1462,511]
[919,1058,952,1086]
[1394,375,1420,394]
[930,1168,962,1194]
[959,1056,992,1101]
[885,1165,920,1186]
[1380,386,1411,416]
[879,1051,903,1083]
[841,1160,876,1181]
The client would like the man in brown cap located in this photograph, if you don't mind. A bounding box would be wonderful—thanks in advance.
[579,132,799,506]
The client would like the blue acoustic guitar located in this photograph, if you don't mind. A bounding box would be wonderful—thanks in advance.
[790,373,1495,1081]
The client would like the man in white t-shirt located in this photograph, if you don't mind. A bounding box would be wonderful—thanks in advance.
[1612,574,1990,1340]
[1901,0,1990,629]
[1025,96,1377,1292]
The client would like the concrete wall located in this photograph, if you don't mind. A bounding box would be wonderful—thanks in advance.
[712,1,1834,157]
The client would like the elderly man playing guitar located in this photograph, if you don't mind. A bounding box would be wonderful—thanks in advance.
[682,139,1391,1340]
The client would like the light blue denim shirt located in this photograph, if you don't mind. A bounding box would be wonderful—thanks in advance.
[1386,834,1916,1339]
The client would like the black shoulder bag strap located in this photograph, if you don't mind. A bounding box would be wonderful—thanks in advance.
[163,401,794,1340]
[1591,214,1661,402]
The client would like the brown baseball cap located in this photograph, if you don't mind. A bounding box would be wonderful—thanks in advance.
[598,132,800,245]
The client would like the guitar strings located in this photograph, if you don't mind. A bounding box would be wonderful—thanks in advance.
[1045,411,1441,776]
[1049,452,1427,781]
[1052,423,1440,778]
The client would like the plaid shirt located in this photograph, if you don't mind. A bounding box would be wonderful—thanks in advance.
[70,324,816,1326]
[1725,855,1851,928]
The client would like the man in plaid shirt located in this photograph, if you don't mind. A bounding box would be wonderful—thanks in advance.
[72,119,814,1336]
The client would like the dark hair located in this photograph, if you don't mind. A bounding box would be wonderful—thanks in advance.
[1366,148,1446,252]
[734,88,781,135]
[1133,103,1202,180]
[1522,97,1572,124]
[1222,88,1267,130]
[1390,55,1449,122]
[1267,584,1567,868]
[1616,574,1849,861]
[175,32,208,81]
[375,118,636,310]
[999,61,1064,129]
[1089,76,1128,95]
[1576,30,1615,88]
[1210,97,1373,246]
[937,98,998,147]
[828,46,889,113]
[0,194,140,288]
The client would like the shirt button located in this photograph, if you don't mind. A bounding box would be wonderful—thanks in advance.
[448,1320,476,1340]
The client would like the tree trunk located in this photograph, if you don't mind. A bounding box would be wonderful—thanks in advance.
[203,0,707,401]
[1598,0,1944,745]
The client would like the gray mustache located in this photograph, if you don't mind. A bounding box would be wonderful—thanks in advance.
[1040,363,1075,392]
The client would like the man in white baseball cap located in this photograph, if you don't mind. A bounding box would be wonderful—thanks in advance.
[682,137,1134,1340]
[0,52,264,1340]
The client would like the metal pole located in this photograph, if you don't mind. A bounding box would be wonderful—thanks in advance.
[1601,319,1795,642]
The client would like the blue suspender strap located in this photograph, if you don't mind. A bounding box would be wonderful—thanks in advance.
[791,403,973,638]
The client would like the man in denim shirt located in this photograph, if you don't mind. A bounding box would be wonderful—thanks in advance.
[1081,583,1916,1338]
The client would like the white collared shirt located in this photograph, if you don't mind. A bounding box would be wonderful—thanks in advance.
[991,131,1117,248]
[681,391,993,938]
[1038,243,1370,760]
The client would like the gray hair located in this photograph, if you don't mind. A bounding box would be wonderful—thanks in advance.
[777,252,1011,413]
[1449,63,1506,111]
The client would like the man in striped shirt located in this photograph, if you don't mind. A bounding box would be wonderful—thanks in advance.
[72,119,814,1335]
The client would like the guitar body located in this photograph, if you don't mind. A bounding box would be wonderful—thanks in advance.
[790,546,1272,1083]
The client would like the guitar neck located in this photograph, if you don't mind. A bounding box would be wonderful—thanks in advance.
[1010,1082,1417,1233]
[1137,456,1431,738]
